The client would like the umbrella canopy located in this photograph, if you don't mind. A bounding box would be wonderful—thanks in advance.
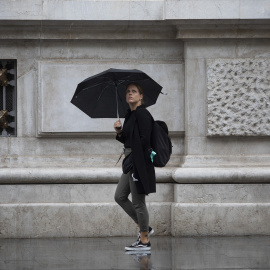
[71,68,163,118]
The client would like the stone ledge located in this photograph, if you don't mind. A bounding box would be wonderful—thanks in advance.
[0,167,175,184]
[1,167,270,184]
[173,168,270,183]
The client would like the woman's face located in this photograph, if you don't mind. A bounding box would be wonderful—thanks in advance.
[126,84,143,106]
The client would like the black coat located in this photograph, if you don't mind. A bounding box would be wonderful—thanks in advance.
[116,105,156,195]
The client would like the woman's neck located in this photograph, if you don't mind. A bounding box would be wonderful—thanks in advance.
[129,102,141,111]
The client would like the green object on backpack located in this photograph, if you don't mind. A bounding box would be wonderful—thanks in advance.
[150,150,156,163]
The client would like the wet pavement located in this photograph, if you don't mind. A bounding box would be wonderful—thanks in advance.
[0,236,270,270]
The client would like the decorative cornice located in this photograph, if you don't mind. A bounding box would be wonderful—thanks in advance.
[0,21,177,40]
[0,20,270,40]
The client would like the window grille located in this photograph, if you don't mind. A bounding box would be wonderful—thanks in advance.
[0,60,17,136]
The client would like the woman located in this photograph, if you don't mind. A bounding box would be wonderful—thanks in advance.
[114,82,156,251]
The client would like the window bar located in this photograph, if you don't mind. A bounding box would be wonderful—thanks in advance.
[8,71,16,133]
[2,84,7,136]
[3,85,6,110]
[0,60,16,136]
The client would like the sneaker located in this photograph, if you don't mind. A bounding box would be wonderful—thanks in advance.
[125,240,151,251]
[129,226,154,248]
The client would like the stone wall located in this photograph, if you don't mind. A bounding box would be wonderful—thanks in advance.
[0,0,270,237]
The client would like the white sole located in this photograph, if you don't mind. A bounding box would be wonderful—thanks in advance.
[125,250,151,255]
[125,246,151,251]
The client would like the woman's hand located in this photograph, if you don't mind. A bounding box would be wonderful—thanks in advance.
[113,118,122,134]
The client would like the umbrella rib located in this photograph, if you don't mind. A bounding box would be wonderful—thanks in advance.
[125,77,151,84]
[97,84,111,102]
[118,77,154,87]
[115,74,141,82]
[80,79,114,92]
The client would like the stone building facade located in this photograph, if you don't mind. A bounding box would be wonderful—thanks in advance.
[0,0,270,237]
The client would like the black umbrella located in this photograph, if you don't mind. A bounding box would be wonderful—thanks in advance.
[71,68,163,118]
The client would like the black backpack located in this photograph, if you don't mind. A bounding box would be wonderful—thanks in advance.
[151,119,172,167]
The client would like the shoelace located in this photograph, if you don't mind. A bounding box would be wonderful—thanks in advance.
[131,239,140,247]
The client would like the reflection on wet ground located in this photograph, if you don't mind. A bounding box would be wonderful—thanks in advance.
[0,236,270,269]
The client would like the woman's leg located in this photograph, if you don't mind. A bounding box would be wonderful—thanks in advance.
[114,172,138,224]
[129,173,149,243]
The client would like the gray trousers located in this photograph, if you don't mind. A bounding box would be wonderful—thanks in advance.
[114,149,149,232]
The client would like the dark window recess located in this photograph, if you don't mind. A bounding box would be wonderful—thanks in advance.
[0,60,17,136]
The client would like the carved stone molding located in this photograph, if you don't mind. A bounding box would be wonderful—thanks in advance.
[1,21,270,40]
[207,59,270,136]
[37,60,183,136]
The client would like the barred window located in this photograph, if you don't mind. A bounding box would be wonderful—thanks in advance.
[0,60,17,136]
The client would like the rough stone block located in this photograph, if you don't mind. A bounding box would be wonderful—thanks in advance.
[207,58,270,136]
